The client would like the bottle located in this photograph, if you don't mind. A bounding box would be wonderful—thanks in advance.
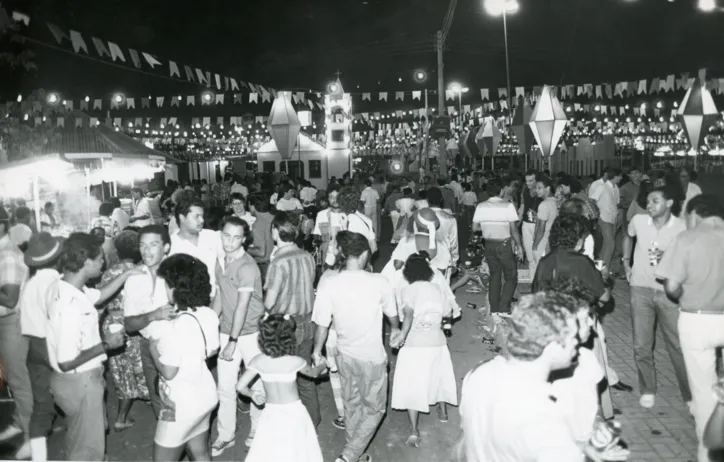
[648,241,659,267]
[442,316,453,337]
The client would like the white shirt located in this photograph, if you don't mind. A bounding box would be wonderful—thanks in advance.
[132,197,153,227]
[347,212,376,244]
[588,179,619,224]
[431,207,459,264]
[112,207,130,231]
[360,187,380,210]
[473,197,518,240]
[169,229,224,297]
[231,183,249,197]
[460,356,583,462]
[312,270,397,362]
[395,197,416,216]
[122,266,171,340]
[276,197,303,211]
[448,181,464,203]
[46,281,105,374]
[9,223,32,247]
[300,187,318,204]
[682,182,703,218]
[20,268,60,338]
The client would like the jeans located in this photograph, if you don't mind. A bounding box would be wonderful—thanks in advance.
[216,332,265,441]
[50,368,106,461]
[295,320,321,427]
[630,287,691,401]
[140,338,162,418]
[598,219,616,271]
[26,336,59,438]
[484,239,518,313]
[678,311,724,462]
[0,313,32,435]
[336,353,387,462]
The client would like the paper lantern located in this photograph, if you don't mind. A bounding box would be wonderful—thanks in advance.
[267,91,301,160]
[678,80,718,150]
[511,96,534,155]
[529,85,568,157]
[480,116,501,156]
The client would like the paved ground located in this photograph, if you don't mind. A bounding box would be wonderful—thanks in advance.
[0,220,703,461]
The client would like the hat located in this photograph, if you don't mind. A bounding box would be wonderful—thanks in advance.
[24,232,63,267]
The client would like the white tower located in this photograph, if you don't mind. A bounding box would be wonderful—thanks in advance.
[324,77,353,180]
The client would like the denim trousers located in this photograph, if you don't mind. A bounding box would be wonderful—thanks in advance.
[295,320,321,427]
[0,313,32,435]
[597,219,616,271]
[484,239,518,313]
[26,336,59,438]
[50,368,106,461]
[629,286,691,401]
[336,352,388,462]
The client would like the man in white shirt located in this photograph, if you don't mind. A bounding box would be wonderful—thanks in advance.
[9,206,33,249]
[110,197,130,232]
[460,292,585,462]
[313,185,347,267]
[299,180,318,206]
[427,187,460,266]
[473,179,523,313]
[312,231,400,462]
[448,174,464,204]
[130,187,153,227]
[168,196,224,297]
[360,179,381,237]
[45,233,127,461]
[276,185,304,212]
[123,225,177,418]
[588,167,622,274]
[623,185,691,410]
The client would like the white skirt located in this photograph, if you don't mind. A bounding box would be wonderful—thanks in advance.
[391,344,458,413]
[245,400,323,462]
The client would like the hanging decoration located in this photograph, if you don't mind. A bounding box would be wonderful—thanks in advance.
[678,79,719,150]
[267,92,301,160]
[529,86,568,157]
[480,116,502,156]
[511,96,534,155]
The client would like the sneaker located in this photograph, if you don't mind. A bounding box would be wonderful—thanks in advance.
[358,455,372,462]
[335,457,350,462]
[244,430,256,448]
[639,394,655,408]
[0,424,22,442]
[211,439,235,457]
[332,417,346,430]
[15,440,31,460]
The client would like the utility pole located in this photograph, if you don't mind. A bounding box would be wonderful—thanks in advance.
[436,30,447,179]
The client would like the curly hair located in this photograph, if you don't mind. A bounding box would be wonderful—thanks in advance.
[334,230,370,268]
[258,314,297,358]
[506,292,578,361]
[113,230,141,262]
[687,194,724,219]
[426,187,445,209]
[402,252,434,284]
[549,214,589,250]
[174,195,205,223]
[220,215,253,250]
[635,180,654,210]
[157,254,211,310]
[60,232,103,273]
[271,211,299,243]
[337,186,363,215]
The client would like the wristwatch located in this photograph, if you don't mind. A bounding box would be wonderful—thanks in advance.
[229,336,238,343]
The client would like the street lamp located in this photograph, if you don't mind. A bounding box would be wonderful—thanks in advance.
[698,0,717,12]
[449,82,469,116]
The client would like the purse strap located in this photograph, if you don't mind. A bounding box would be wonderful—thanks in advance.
[180,312,208,359]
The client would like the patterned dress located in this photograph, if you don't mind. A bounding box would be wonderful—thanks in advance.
[99,261,150,401]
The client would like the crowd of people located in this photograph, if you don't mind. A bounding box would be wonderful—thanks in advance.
[0,161,722,462]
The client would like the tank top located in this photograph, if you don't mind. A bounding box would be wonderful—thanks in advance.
[521,188,542,224]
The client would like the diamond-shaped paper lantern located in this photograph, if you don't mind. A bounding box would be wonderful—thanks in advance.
[678,80,718,150]
[479,116,501,156]
[511,96,534,155]
[529,85,568,157]
[267,91,301,160]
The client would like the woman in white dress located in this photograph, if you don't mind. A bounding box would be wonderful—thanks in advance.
[391,253,459,447]
[236,314,327,462]
[150,254,220,461]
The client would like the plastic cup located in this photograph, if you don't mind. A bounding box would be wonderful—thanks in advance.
[108,324,124,334]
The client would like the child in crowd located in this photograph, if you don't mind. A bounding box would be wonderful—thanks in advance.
[236,314,327,462]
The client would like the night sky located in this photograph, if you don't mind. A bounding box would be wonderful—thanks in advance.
[3,0,723,103]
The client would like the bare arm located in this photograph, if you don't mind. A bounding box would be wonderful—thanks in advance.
[149,340,179,381]
[312,323,330,358]
[705,403,724,449]
[509,221,523,252]
[533,218,547,250]
[0,284,21,310]
[663,278,683,301]
[124,305,173,334]
[57,343,106,373]
[96,270,137,306]
[236,368,260,398]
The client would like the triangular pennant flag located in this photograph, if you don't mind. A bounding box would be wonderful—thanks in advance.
[215,74,222,90]
[202,117,211,127]
[295,92,305,103]
[91,37,111,58]
[638,79,647,95]
[412,91,421,100]
[217,117,225,126]
[233,94,242,104]
[128,49,141,68]
[66,101,74,111]
[445,90,454,101]
[57,117,65,127]
[195,69,209,85]
[171,96,180,107]
[169,61,180,78]
[499,88,508,98]
[69,30,88,53]
[215,94,224,105]
[649,78,660,94]
[108,42,125,62]
[184,65,195,82]
[595,85,602,98]
[156,97,164,107]
[141,97,150,108]
[186,95,195,106]
[142,53,162,68]
[395,91,404,101]
[230,79,239,91]
[79,100,88,110]
[126,98,135,109]
[93,99,102,110]
[75,117,83,128]
[250,93,258,103]
[605,84,613,99]
[380,92,388,101]
[363,93,371,101]
[47,23,69,44]
[481,89,489,100]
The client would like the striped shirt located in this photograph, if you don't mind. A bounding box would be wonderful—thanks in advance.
[264,244,315,318]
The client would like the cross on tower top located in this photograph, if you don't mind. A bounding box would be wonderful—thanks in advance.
[335,70,342,80]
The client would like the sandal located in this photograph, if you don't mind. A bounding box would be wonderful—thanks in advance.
[113,419,135,432]
[437,407,449,423]
[405,433,422,447]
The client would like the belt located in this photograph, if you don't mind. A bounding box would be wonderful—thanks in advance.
[483,238,511,243]
[680,309,724,315]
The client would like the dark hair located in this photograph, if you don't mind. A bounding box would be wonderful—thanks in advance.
[426,187,444,208]
[524,169,538,178]
[271,211,298,243]
[559,175,583,194]
[535,175,554,194]
[60,232,103,273]
[258,314,297,357]
[635,180,654,209]
[337,186,362,215]
[139,224,171,246]
[157,254,211,310]
[487,179,504,197]
[229,192,246,206]
[131,186,143,195]
[89,227,106,243]
[463,183,472,192]
[402,252,434,284]
[549,214,589,250]
[559,198,586,217]
[114,230,141,262]
[403,187,413,197]
[98,202,114,217]
[335,230,370,266]
[44,202,54,210]
[418,190,428,200]
[680,167,698,182]
[174,195,205,222]
[249,195,270,213]
[687,194,724,219]
[650,184,682,217]
[364,179,372,187]
[548,276,598,307]
[109,197,121,209]
[14,206,31,222]
[603,167,622,178]
[220,215,253,250]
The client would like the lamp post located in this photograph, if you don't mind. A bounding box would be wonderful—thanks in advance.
[414,70,430,173]
[449,83,469,117]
